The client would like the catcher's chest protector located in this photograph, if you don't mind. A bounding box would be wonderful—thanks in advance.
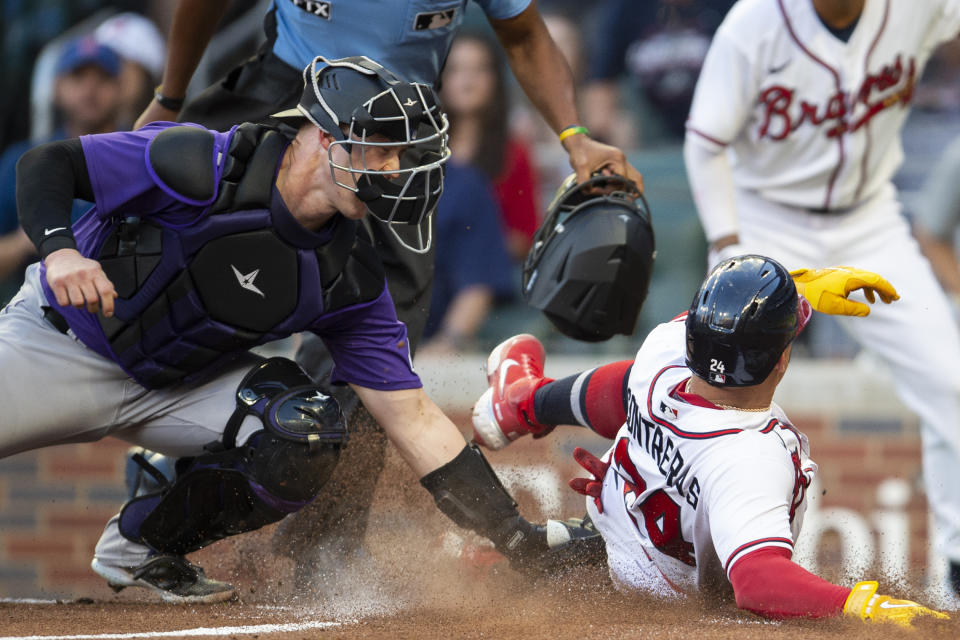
[94,124,384,388]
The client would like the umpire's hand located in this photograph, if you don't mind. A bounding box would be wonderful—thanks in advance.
[44,249,117,317]
[562,134,644,193]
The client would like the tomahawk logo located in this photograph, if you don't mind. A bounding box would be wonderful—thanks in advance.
[231,265,266,298]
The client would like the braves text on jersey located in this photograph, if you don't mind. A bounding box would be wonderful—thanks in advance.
[686,0,960,211]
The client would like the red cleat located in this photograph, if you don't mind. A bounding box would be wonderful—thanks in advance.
[472,334,553,449]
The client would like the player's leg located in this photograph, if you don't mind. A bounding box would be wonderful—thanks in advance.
[0,264,129,458]
[828,200,960,599]
[472,333,634,449]
[91,355,347,603]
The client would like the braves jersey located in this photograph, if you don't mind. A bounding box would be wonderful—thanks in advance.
[40,122,419,392]
[590,317,816,597]
[686,0,960,211]
[271,0,530,84]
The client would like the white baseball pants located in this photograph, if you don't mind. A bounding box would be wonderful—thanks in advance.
[732,183,960,566]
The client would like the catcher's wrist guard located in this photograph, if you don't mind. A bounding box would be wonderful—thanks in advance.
[419,444,607,573]
[419,444,521,544]
[419,444,552,563]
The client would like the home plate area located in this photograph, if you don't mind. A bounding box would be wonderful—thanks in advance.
[1,517,958,640]
[1,422,958,639]
[2,586,958,640]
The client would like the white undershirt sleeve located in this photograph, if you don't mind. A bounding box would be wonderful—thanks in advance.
[683,26,756,245]
[684,135,740,244]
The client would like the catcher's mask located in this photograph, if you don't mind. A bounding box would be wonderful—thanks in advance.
[274,55,450,253]
[523,173,655,341]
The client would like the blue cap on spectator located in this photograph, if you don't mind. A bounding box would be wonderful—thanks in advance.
[55,36,121,77]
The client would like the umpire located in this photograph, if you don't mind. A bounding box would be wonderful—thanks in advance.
[7,57,591,603]
[133,0,641,582]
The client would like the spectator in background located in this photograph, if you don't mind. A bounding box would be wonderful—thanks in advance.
[0,1,148,153]
[94,12,167,130]
[442,33,540,261]
[420,34,521,355]
[583,0,733,148]
[420,163,516,355]
[0,36,123,305]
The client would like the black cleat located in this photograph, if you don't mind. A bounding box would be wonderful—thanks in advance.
[91,554,236,604]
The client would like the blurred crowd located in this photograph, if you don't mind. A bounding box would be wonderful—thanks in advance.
[4,0,960,357]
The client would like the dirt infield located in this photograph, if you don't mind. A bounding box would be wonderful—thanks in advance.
[2,525,956,639]
[2,446,956,639]
[2,574,957,640]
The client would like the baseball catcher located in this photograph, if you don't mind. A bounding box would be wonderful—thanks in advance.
[6,56,591,603]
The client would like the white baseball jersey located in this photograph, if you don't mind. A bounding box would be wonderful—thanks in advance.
[588,317,817,598]
[687,0,960,211]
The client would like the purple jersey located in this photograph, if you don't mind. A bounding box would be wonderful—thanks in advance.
[41,122,420,391]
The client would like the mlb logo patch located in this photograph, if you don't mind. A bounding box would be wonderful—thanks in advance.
[415,8,456,30]
[659,401,678,419]
[708,358,726,384]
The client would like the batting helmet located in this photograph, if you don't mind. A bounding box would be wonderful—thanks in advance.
[522,174,655,342]
[273,56,450,251]
[685,255,805,387]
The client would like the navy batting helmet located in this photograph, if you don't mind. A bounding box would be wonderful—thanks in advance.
[522,174,655,342]
[686,255,807,387]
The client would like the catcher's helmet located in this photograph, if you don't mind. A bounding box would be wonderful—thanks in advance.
[685,255,806,387]
[522,174,655,342]
[273,56,450,252]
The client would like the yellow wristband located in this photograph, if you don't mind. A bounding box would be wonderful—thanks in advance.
[559,125,589,143]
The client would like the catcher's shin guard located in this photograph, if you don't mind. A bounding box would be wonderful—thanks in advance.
[118,358,347,555]
[419,444,605,572]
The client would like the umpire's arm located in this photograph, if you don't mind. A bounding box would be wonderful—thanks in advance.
[134,0,231,129]
[350,384,469,478]
[489,4,642,188]
[16,140,116,316]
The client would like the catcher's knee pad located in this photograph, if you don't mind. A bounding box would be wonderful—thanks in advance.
[118,357,347,555]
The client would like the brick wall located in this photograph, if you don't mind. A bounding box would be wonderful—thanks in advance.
[0,439,128,598]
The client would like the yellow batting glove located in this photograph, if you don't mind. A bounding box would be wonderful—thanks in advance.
[844,581,949,628]
[790,267,900,317]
